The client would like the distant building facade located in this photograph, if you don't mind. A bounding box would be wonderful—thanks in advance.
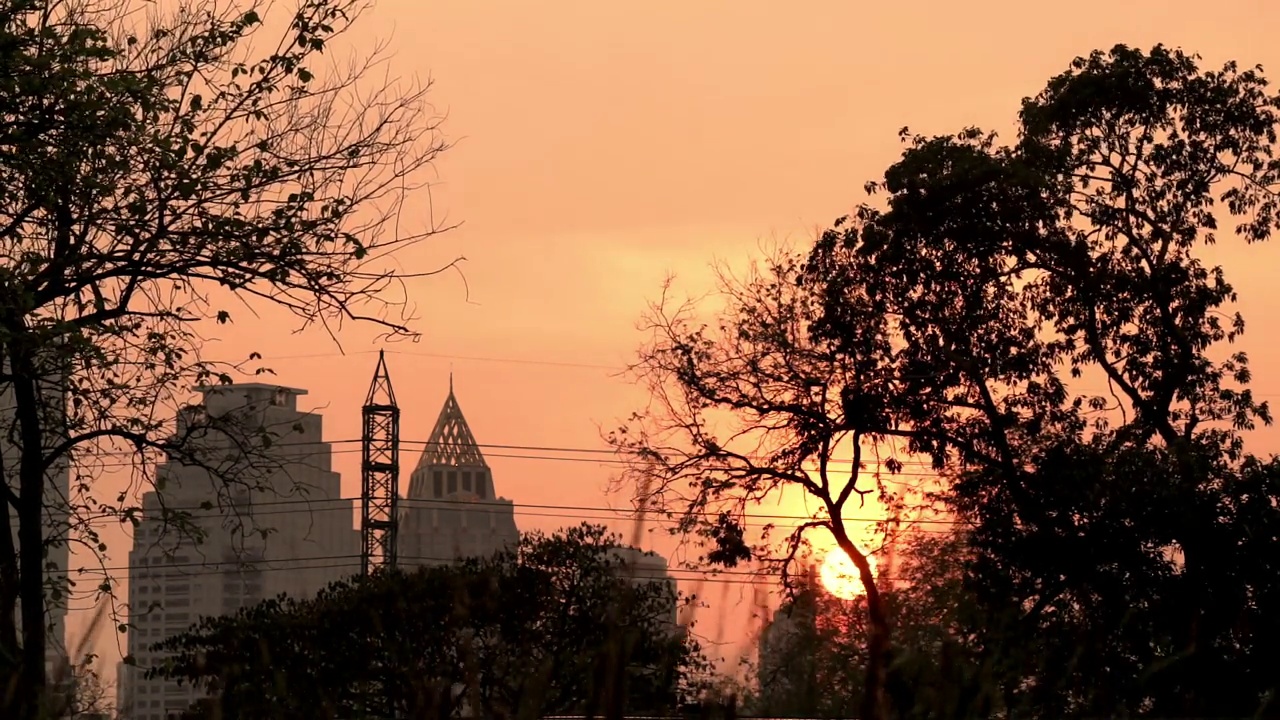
[752,564,863,718]
[610,546,680,627]
[118,384,359,720]
[398,379,519,566]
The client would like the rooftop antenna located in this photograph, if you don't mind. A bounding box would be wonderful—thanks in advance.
[361,350,400,575]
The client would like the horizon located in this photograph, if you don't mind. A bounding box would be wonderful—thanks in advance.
[6,1,1280,717]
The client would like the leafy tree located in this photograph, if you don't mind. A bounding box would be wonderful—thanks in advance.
[608,248,906,720]
[0,0,453,714]
[616,43,1280,719]
[151,524,705,719]
[63,662,112,719]
[750,566,860,719]
[468,524,703,719]
[798,44,1280,717]
[744,538,999,720]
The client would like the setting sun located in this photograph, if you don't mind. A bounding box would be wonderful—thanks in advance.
[820,548,877,600]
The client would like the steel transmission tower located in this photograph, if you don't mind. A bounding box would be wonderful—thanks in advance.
[361,350,400,575]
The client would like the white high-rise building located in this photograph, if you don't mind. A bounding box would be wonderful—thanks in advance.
[2,372,70,683]
[399,379,519,566]
[610,546,680,627]
[117,384,358,720]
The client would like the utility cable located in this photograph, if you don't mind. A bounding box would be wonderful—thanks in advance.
[88,552,912,585]
[100,493,962,526]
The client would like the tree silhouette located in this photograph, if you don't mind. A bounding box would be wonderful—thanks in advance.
[607,251,903,720]
[151,524,704,719]
[0,0,454,714]
[801,44,1280,717]
[750,567,860,719]
[616,43,1280,719]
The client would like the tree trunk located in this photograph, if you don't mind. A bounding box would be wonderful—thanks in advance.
[7,338,49,720]
[0,485,20,715]
[832,528,889,720]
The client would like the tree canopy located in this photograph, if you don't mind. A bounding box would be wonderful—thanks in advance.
[0,0,452,713]
[803,43,1280,718]
[150,524,706,719]
[749,567,861,719]
[614,43,1280,719]
[746,534,1004,720]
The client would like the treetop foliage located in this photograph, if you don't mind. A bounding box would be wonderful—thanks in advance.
[614,43,1280,719]
[1,0,454,714]
[150,524,707,720]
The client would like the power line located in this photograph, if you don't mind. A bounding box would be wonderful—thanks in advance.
[267,348,621,371]
[71,437,947,483]
[100,493,962,526]
[124,504,951,534]
[76,551,912,585]
[254,347,1280,398]
[70,435,941,467]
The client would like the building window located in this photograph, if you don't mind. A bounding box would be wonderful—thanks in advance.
[433,471,443,498]
[476,472,488,499]
[461,471,471,492]
[447,471,457,494]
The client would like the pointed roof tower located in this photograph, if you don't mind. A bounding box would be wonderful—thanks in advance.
[416,377,487,471]
[365,350,398,408]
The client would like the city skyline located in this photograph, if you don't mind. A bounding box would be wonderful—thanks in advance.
[112,367,679,716]
[83,5,1279,685]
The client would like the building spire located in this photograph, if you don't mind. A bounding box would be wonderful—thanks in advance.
[415,377,486,471]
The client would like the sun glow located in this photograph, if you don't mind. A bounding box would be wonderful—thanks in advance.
[819,548,876,600]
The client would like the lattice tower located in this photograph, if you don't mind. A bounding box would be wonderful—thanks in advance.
[361,350,400,575]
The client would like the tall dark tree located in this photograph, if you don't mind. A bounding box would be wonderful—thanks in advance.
[616,43,1280,719]
[801,44,1280,717]
[751,567,861,719]
[746,536,1001,720]
[608,254,905,720]
[152,524,706,719]
[0,0,453,714]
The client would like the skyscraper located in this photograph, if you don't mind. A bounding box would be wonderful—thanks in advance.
[610,546,680,627]
[398,378,519,566]
[118,384,358,720]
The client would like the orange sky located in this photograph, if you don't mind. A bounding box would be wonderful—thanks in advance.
[70,0,1280,688]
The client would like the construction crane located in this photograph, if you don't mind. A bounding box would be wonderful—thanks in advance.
[361,350,400,575]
